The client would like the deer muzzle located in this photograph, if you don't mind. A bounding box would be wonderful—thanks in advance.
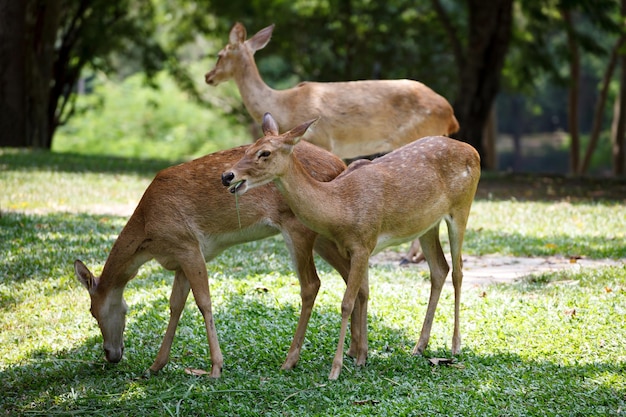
[222,172,246,194]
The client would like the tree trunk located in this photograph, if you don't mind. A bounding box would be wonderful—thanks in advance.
[26,0,61,149]
[510,95,524,172]
[0,0,61,149]
[482,103,497,170]
[581,35,625,174]
[612,0,626,175]
[436,0,513,168]
[0,0,26,147]
[612,47,626,175]
[562,8,581,174]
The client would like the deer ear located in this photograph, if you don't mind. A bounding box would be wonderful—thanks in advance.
[284,117,319,145]
[246,24,274,53]
[74,259,97,293]
[262,113,280,136]
[230,22,247,44]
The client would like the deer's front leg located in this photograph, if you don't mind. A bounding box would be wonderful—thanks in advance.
[313,237,363,358]
[329,250,370,380]
[149,270,191,375]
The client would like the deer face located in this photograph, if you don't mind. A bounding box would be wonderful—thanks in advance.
[221,113,317,195]
[74,260,127,364]
[205,46,238,86]
[205,23,274,87]
[221,139,287,195]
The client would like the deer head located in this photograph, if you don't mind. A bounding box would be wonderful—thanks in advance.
[205,23,274,86]
[222,113,317,194]
[74,260,128,364]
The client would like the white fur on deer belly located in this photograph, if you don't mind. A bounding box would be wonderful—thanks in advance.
[372,233,418,255]
[199,223,278,258]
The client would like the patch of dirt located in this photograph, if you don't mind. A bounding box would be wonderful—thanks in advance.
[370,251,625,286]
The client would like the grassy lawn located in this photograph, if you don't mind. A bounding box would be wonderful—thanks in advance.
[1,148,625,416]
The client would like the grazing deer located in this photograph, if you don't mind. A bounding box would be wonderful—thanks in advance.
[205,22,460,264]
[222,113,480,379]
[74,141,356,378]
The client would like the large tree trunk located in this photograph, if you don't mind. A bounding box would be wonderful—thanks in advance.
[26,0,61,149]
[434,0,513,168]
[0,0,26,146]
[0,0,61,149]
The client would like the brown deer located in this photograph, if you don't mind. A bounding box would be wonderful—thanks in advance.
[206,22,460,263]
[222,113,480,379]
[74,141,358,378]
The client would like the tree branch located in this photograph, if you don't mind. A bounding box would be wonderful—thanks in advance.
[430,0,465,68]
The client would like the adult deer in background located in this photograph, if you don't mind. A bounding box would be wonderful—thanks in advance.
[206,22,460,263]
[205,22,459,161]
[222,113,480,379]
[74,141,353,378]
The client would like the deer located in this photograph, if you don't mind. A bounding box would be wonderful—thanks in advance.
[222,113,481,380]
[73,140,363,378]
[205,22,460,264]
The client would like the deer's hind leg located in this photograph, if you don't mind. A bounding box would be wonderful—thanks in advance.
[180,246,224,378]
[446,208,470,355]
[412,224,449,356]
[149,269,191,375]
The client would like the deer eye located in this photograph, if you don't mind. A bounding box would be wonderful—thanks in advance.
[258,150,271,158]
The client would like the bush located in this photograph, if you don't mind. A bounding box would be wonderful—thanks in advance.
[53,71,251,161]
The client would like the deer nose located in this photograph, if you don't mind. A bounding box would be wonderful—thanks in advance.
[222,172,235,186]
[104,345,124,363]
[205,71,216,85]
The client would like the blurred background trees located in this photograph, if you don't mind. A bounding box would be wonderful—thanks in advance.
[1,0,625,175]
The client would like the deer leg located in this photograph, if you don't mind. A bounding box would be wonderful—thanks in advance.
[149,270,191,374]
[446,212,469,355]
[400,238,426,264]
[181,248,224,378]
[354,274,369,367]
[412,225,449,356]
[329,249,369,380]
[314,236,363,358]
[281,228,320,370]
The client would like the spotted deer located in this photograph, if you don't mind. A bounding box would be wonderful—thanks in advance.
[222,113,480,379]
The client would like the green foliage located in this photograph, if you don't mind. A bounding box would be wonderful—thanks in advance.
[53,70,250,160]
[203,0,458,96]
[1,151,625,415]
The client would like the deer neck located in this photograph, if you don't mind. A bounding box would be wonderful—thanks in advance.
[233,57,279,122]
[273,155,345,239]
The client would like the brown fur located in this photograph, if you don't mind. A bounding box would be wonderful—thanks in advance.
[74,141,351,378]
[205,23,459,160]
[223,113,480,379]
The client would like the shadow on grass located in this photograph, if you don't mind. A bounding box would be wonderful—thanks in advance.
[465,228,626,259]
[2,209,624,306]
[1,285,624,416]
[476,172,626,203]
[0,148,177,176]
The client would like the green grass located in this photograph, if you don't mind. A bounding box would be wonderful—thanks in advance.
[1,150,625,416]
